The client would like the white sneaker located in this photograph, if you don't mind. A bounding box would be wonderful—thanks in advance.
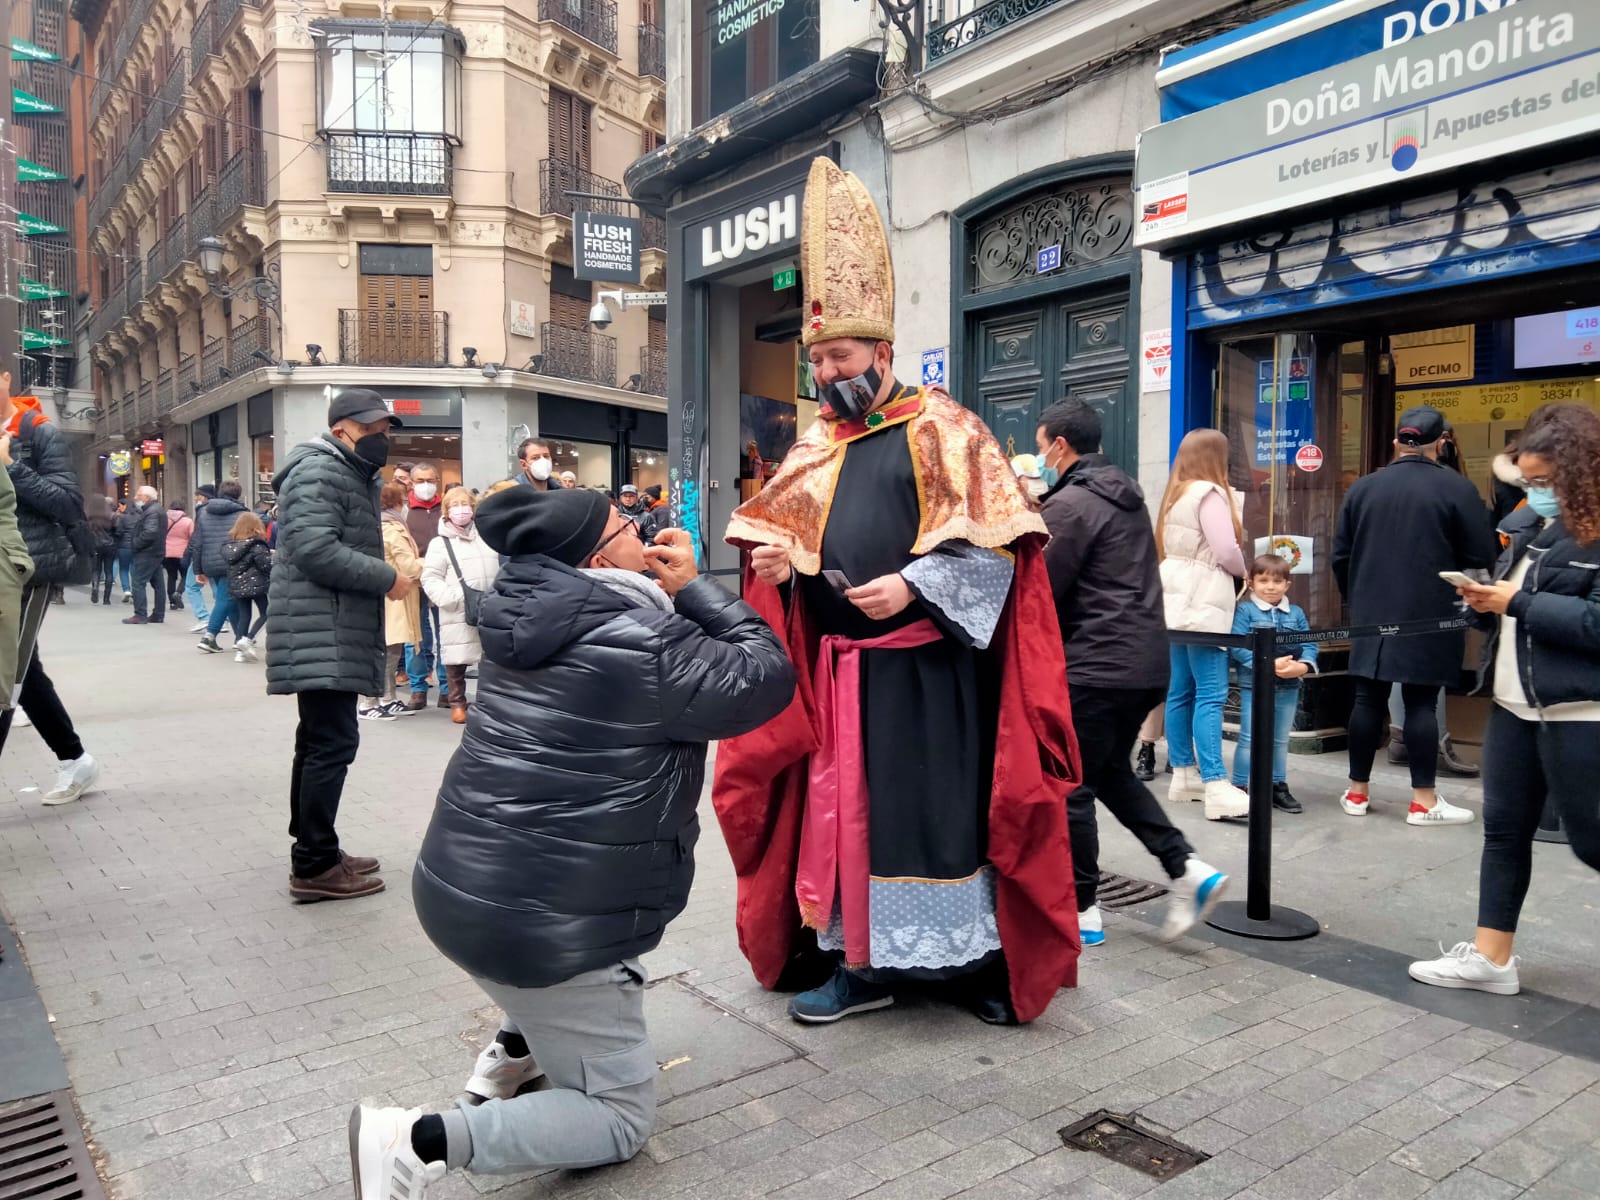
[11,708,30,728]
[1407,794,1475,827]
[1168,765,1204,803]
[1163,858,1228,942]
[188,621,208,633]
[463,1040,544,1103]
[42,753,99,806]
[358,706,396,722]
[1408,941,1520,995]
[1203,779,1249,821]
[348,1105,445,1200]
[1078,905,1104,948]
[1339,788,1370,817]
[235,637,259,662]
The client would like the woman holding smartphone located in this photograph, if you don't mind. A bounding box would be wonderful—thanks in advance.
[1409,403,1600,996]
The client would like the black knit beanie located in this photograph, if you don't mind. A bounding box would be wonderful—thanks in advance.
[476,485,610,566]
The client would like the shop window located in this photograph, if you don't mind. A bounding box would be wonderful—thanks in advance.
[388,433,464,490]
[547,438,613,491]
[629,445,666,494]
[692,0,820,125]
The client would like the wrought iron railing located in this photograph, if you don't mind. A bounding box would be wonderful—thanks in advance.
[639,345,666,396]
[126,261,143,312]
[539,159,623,219]
[337,309,450,367]
[216,0,262,34]
[176,352,197,402]
[159,49,188,119]
[189,182,218,241]
[641,213,666,250]
[157,365,176,414]
[326,132,453,195]
[191,5,217,80]
[119,392,134,436]
[137,380,154,429]
[229,314,273,367]
[538,0,618,53]
[638,22,665,78]
[925,0,1062,62]
[200,338,227,389]
[219,148,267,214]
[89,153,128,232]
[539,322,616,387]
[162,214,188,282]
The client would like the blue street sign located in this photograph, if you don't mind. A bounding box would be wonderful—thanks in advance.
[921,347,947,389]
[1037,244,1062,274]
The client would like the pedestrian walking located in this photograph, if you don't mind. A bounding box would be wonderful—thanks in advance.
[713,157,1081,1029]
[123,486,167,625]
[1410,404,1600,995]
[1134,704,1163,780]
[184,486,215,628]
[0,462,36,742]
[222,512,273,662]
[1228,554,1317,812]
[421,487,498,723]
[164,500,192,610]
[403,465,445,711]
[88,495,116,606]
[0,375,99,801]
[190,481,249,653]
[267,388,408,901]
[347,486,793,1196]
[359,483,424,720]
[1332,404,1495,825]
[112,498,135,602]
[1158,429,1250,820]
[1037,399,1229,947]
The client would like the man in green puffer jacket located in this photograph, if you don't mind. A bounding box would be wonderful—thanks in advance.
[267,389,416,903]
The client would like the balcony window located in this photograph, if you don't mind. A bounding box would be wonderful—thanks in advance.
[316,21,463,141]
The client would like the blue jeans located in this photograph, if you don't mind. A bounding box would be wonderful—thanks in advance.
[405,601,442,693]
[185,562,210,620]
[1232,684,1301,787]
[205,576,244,639]
[1166,644,1231,782]
[116,547,133,593]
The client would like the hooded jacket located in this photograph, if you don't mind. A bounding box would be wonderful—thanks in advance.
[222,536,273,599]
[265,435,396,696]
[411,556,795,989]
[6,399,83,585]
[1039,454,1169,690]
[184,495,247,576]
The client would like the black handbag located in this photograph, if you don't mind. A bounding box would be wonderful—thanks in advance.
[443,537,484,627]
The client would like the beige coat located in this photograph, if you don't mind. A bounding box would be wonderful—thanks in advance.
[1160,480,1244,635]
[381,513,423,648]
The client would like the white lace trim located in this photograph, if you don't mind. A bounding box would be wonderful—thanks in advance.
[817,866,1002,970]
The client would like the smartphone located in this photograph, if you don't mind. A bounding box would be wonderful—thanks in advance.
[1439,570,1488,588]
[821,569,854,594]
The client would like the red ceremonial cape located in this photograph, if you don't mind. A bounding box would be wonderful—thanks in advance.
[711,536,1082,1024]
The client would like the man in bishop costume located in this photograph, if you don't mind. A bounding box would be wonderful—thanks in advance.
[711,157,1081,1026]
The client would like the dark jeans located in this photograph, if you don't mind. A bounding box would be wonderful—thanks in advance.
[1478,706,1600,932]
[0,586,85,762]
[1067,683,1194,913]
[116,547,132,593]
[131,556,165,620]
[92,550,115,596]
[288,690,361,878]
[1349,677,1438,788]
[163,557,184,597]
[236,595,268,640]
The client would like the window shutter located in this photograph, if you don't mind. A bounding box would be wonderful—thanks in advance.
[575,97,592,170]
[551,90,572,161]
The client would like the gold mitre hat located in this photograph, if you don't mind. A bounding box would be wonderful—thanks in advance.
[801,157,895,348]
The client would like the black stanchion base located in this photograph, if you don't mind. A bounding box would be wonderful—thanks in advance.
[1533,827,1570,846]
[1206,901,1320,941]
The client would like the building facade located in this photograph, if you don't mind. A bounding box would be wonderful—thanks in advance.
[74,0,670,504]
[630,0,1273,575]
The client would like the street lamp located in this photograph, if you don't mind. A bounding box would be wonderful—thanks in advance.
[197,235,283,360]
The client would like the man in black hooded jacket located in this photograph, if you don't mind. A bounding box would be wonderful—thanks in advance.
[1036,399,1228,948]
[347,485,794,1199]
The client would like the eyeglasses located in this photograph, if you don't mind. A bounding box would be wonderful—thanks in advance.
[591,519,640,557]
[1519,475,1554,489]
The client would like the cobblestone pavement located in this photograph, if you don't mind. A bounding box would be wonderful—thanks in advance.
[2,594,1599,1200]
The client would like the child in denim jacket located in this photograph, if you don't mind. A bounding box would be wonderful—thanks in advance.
[1230,554,1318,812]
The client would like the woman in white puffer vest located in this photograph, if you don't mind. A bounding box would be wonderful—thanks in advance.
[422,487,503,725]
[1157,430,1251,821]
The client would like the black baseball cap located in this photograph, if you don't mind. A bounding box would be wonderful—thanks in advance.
[1396,405,1444,447]
[327,387,403,429]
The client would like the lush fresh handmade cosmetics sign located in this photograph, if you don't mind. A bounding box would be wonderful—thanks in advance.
[1135,0,1600,248]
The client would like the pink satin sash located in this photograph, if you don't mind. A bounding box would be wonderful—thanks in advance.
[795,618,943,967]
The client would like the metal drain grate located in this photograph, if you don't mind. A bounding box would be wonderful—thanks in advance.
[0,1090,105,1199]
[1060,1110,1209,1180]
[1096,872,1170,909]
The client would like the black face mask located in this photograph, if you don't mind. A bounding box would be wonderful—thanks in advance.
[352,432,390,468]
[823,364,884,421]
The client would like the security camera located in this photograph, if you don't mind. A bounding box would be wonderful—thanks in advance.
[589,300,614,330]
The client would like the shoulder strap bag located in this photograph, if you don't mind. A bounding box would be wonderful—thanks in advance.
[443,537,484,627]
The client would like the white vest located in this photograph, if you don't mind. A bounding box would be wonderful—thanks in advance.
[1161,480,1242,634]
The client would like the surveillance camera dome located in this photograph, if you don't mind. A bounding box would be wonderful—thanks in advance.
[589,301,613,328]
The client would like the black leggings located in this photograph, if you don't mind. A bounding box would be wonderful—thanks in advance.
[1349,677,1439,789]
[163,557,184,596]
[235,595,269,640]
[1478,706,1600,932]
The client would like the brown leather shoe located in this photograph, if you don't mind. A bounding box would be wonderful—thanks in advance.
[437,691,451,709]
[395,671,409,688]
[341,850,381,875]
[451,705,467,724]
[402,691,428,712]
[289,863,385,902]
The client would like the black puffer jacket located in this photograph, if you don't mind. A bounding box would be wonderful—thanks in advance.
[265,436,395,696]
[113,509,136,550]
[222,537,272,599]
[130,502,166,560]
[412,559,795,989]
[1471,507,1600,708]
[185,496,246,577]
[7,411,82,585]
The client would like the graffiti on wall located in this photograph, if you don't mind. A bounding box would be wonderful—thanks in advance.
[1190,161,1600,328]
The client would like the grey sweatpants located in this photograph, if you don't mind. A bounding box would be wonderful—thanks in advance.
[440,960,656,1173]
